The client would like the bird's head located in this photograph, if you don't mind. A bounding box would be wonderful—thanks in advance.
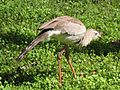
[89,29,102,40]
[80,29,102,46]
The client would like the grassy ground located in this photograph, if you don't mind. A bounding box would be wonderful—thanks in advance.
[0,0,120,90]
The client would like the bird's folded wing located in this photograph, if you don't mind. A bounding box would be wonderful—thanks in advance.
[39,16,86,36]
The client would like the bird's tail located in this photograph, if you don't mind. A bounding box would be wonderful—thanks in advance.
[16,32,48,61]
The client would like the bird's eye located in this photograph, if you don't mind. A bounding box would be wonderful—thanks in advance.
[95,33,98,35]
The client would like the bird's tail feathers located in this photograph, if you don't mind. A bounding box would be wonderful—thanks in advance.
[16,32,48,61]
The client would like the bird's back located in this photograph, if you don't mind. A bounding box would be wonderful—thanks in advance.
[39,16,86,42]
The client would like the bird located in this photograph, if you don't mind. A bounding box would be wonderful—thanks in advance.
[16,16,102,86]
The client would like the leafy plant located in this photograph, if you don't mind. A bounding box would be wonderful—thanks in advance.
[0,0,120,89]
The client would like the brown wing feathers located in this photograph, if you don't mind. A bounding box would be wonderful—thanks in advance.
[39,16,83,30]
[16,32,48,61]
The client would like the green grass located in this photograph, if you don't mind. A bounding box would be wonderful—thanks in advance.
[0,0,120,89]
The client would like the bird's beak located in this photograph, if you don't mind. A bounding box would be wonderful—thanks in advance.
[98,31,103,40]
[99,31,103,35]
[98,31,103,38]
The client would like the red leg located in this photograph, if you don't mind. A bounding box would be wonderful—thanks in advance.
[65,46,76,78]
[58,45,76,87]
[58,46,66,87]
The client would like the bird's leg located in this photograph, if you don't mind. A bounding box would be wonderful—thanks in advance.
[58,45,77,87]
[58,46,66,87]
[65,46,76,79]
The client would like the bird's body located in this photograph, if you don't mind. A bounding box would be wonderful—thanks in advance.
[16,16,101,86]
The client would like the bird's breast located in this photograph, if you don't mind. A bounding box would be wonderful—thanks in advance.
[47,30,61,37]
[66,34,84,42]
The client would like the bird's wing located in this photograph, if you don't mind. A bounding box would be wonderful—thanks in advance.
[39,16,71,30]
[62,21,86,35]
[39,16,86,35]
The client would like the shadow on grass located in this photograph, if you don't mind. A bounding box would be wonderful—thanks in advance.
[88,40,120,55]
[72,40,120,56]
[0,31,35,45]
[0,67,36,86]
[1,64,55,86]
